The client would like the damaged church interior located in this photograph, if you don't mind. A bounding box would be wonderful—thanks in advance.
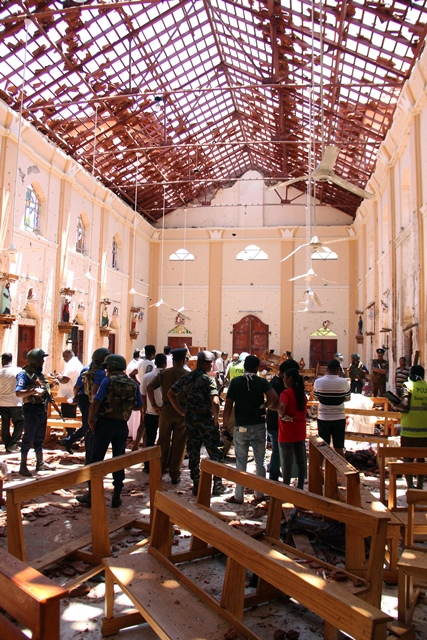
[1,1,427,638]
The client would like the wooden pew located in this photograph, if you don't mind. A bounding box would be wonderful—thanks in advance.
[397,489,427,625]
[308,435,403,584]
[0,547,68,640]
[377,447,427,506]
[5,446,162,567]
[102,487,391,640]
[199,459,388,608]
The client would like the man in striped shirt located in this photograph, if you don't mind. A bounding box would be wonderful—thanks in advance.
[395,356,410,397]
[313,359,351,458]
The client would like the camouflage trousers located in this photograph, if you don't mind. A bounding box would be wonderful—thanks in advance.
[186,413,224,483]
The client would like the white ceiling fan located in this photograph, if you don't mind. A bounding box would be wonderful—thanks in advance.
[289,266,335,284]
[300,285,322,309]
[281,234,348,263]
[268,145,374,201]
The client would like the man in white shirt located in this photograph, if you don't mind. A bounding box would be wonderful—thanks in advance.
[133,353,167,472]
[164,345,173,368]
[0,352,24,452]
[126,349,141,382]
[137,344,156,384]
[55,350,83,399]
[313,358,351,457]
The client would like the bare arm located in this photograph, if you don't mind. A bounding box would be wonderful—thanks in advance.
[211,394,220,425]
[222,397,234,430]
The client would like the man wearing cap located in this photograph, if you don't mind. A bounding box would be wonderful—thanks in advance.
[0,352,24,453]
[222,355,278,504]
[168,350,226,496]
[371,348,388,397]
[147,348,188,484]
[314,358,351,458]
[347,353,369,394]
[15,348,54,476]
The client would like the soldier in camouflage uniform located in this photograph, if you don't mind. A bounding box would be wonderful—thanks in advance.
[168,350,226,496]
[77,354,143,508]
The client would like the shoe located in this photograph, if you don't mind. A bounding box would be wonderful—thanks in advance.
[111,494,122,508]
[76,493,91,506]
[191,483,199,496]
[60,439,74,454]
[212,482,227,496]
[171,478,181,485]
[226,496,243,504]
[6,444,19,453]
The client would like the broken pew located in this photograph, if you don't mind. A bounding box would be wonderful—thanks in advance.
[0,547,68,640]
[308,434,403,584]
[5,446,162,567]
[102,487,391,640]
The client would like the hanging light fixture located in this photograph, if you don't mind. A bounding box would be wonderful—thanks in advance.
[5,19,31,262]
[149,184,169,308]
[177,206,188,312]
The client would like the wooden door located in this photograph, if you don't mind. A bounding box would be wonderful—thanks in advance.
[168,337,192,349]
[70,329,84,363]
[232,315,268,358]
[108,333,116,353]
[309,339,337,368]
[17,325,35,367]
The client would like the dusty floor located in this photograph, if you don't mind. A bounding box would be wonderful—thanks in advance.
[1,431,427,640]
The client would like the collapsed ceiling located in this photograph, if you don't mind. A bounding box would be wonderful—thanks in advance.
[1,0,427,222]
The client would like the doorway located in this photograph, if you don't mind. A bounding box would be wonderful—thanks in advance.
[17,325,35,367]
[232,315,269,358]
[168,337,192,350]
[309,339,337,369]
[108,333,116,353]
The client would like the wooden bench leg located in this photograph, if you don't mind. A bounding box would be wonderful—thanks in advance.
[397,567,407,623]
[220,557,246,620]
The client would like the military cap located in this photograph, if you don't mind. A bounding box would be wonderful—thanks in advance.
[376,348,385,354]
[351,353,360,360]
[171,347,187,360]
[197,350,215,362]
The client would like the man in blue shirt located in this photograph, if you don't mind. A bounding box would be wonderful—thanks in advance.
[16,348,54,476]
[61,347,110,459]
[76,354,142,508]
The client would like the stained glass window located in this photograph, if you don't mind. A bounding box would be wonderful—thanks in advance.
[76,215,86,254]
[24,185,39,233]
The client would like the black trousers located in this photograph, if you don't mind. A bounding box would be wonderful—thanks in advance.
[21,404,47,453]
[91,416,128,491]
[0,406,24,448]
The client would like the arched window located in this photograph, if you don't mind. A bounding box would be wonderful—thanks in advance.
[236,244,268,261]
[311,246,338,260]
[169,248,195,261]
[112,236,119,270]
[76,215,86,254]
[24,185,40,233]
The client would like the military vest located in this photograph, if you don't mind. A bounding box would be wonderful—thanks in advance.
[99,372,138,421]
[22,365,50,406]
[82,363,102,401]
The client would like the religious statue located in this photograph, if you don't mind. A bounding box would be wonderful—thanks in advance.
[357,314,363,336]
[101,306,109,327]
[131,313,137,333]
[1,282,11,314]
[62,298,71,323]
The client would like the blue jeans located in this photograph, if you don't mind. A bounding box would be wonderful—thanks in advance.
[233,423,266,501]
